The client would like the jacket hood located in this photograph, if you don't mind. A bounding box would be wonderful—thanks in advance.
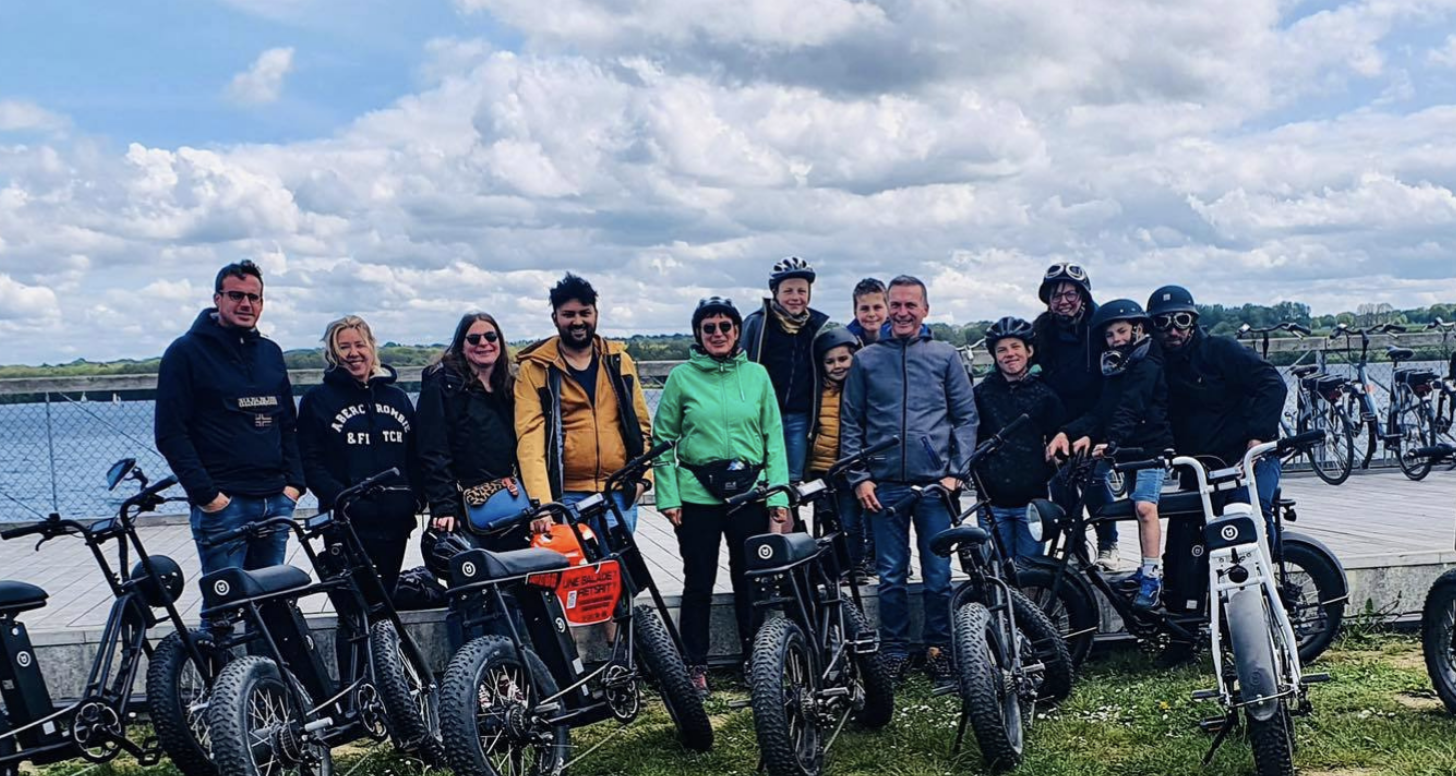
[688,346,747,371]
[516,334,625,367]
[189,307,259,344]
[323,362,399,390]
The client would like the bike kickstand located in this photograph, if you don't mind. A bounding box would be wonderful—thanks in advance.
[1200,710,1238,767]
[952,709,970,755]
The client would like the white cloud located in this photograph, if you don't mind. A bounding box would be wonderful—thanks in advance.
[1430,34,1456,68]
[0,100,69,133]
[226,47,296,105]
[3,0,1456,364]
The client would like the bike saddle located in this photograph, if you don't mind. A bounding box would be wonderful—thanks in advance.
[746,532,820,571]
[0,580,48,615]
[201,565,312,610]
[928,525,989,557]
[1096,491,1205,520]
[1387,346,1415,361]
[1291,365,1320,378]
[450,547,570,584]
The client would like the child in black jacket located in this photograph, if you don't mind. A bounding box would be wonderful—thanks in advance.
[973,318,1064,559]
[1049,300,1173,611]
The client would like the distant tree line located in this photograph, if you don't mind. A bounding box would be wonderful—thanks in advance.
[5,301,1455,377]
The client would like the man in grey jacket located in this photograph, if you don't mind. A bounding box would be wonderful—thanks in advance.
[841,275,978,682]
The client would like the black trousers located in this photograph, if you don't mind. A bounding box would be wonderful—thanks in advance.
[675,502,769,666]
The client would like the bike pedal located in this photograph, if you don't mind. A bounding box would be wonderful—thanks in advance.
[1192,688,1221,701]
[728,698,753,710]
[1197,716,1227,734]
[931,684,960,698]
[1300,673,1332,685]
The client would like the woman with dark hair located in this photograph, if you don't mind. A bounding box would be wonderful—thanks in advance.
[415,312,527,556]
[655,296,790,694]
[298,315,422,594]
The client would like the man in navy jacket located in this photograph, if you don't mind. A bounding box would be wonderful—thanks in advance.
[155,260,306,579]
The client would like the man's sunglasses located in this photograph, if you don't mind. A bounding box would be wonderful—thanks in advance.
[700,322,735,335]
[1154,312,1197,331]
[221,290,262,304]
[1045,262,1088,282]
[465,331,500,345]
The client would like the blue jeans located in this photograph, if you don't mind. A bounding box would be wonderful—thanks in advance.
[979,506,1044,560]
[871,482,953,655]
[782,412,811,483]
[190,493,293,578]
[1128,468,1167,505]
[561,490,638,534]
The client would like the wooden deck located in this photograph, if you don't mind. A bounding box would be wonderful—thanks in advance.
[5,469,1454,634]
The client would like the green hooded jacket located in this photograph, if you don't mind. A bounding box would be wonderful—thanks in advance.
[653,348,790,509]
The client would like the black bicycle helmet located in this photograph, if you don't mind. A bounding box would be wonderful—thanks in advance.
[1146,285,1198,317]
[769,256,816,290]
[393,566,447,611]
[1038,261,1092,304]
[420,528,473,581]
[1088,298,1150,334]
[813,326,861,361]
[692,295,743,337]
[984,316,1035,349]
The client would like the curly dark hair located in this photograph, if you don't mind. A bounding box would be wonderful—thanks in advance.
[214,259,263,293]
[549,273,598,311]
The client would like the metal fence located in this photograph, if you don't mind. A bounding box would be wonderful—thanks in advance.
[0,345,1449,521]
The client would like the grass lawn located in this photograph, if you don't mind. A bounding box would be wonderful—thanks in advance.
[28,632,1456,776]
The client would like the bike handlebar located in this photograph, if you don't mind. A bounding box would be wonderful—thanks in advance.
[1276,430,1326,454]
[1112,457,1167,474]
[605,440,675,494]
[1,515,92,542]
[827,436,900,478]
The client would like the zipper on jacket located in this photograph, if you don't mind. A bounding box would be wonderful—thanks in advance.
[900,341,909,482]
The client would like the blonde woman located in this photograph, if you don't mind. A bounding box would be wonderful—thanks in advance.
[297,315,423,594]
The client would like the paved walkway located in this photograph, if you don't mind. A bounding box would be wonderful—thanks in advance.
[5,470,1454,633]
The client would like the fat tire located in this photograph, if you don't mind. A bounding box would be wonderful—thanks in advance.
[632,605,713,751]
[954,602,1023,773]
[1246,702,1296,776]
[1422,570,1456,713]
[207,656,333,776]
[368,620,443,764]
[1013,564,1099,668]
[439,636,567,776]
[841,603,894,729]
[1008,589,1075,702]
[146,629,223,776]
[750,617,822,776]
[1278,541,1346,665]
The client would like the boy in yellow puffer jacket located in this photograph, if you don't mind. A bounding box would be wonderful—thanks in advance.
[807,327,873,582]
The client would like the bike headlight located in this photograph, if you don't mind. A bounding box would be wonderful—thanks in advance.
[1025,503,1044,542]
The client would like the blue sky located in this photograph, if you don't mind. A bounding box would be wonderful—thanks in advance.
[2,0,1456,364]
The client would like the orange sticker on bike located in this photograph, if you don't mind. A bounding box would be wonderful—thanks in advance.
[529,561,623,627]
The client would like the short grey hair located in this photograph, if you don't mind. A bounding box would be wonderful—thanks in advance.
[887,275,928,304]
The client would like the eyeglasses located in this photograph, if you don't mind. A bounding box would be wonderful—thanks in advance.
[222,290,262,304]
[1154,312,1197,331]
[1049,289,1081,303]
[465,331,500,345]
[1045,262,1088,282]
[700,322,735,336]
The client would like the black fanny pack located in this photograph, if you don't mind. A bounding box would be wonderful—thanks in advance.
[683,460,764,502]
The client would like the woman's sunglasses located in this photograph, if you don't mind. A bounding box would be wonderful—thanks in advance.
[700,322,735,336]
[464,331,500,345]
[1154,312,1197,331]
[1045,262,1088,282]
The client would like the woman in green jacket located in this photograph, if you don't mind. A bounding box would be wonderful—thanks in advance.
[655,296,791,694]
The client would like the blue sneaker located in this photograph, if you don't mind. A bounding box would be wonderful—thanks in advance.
[1133,573,1163,612]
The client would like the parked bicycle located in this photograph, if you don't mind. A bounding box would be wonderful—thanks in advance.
[438,442,713,776]
[0,460,216,776]
[724,439,899,776]
[1017,443,1347,669]
[1108,435,1333,776]
[201,468,441,776]
[1237,322,1355,485]
[1421,318,1456,468]
[876,416,1074,772]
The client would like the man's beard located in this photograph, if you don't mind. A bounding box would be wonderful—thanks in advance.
[560,324,595,348]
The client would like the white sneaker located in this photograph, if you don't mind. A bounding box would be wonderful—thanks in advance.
[1096,546,1120,571]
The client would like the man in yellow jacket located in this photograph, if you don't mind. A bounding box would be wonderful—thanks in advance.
[515,274,654,532]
